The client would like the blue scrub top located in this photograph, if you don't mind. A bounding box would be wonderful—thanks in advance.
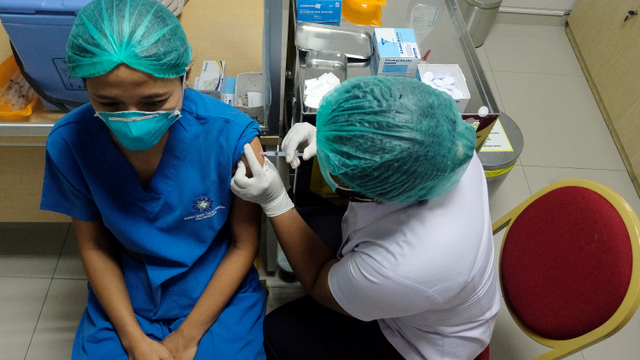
[41,88,262,319]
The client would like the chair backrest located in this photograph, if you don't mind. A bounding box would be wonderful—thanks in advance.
[474,345,490,360]
[492,179,640,360]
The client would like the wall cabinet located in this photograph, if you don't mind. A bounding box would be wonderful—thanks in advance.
[567,0,640,195]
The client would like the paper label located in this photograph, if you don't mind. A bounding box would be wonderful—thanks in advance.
[480,119,513,152]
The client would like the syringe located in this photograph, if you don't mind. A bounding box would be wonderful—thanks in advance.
[259,151,304,158]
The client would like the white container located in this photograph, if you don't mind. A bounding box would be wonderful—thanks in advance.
[417,63,470,112]
[234,72,264,124]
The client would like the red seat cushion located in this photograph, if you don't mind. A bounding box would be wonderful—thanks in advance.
[474,345,490,360]
[501,186,632,340]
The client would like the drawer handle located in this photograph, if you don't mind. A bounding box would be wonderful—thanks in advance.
[624,10,638,22]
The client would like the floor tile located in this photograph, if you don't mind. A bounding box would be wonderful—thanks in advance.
[488,165,532,222]
[53,227,86,280]
[582,310,640,360]
[25,279,87,360]
[473,47,505,112]
[484,24,583,76]
[493,72,626,170]
[0,277,50,360]
[522,166,640,215]
[484,71,505,113]
[495,13,569,27]
[265,284,307,315]
[264,273,307,314]
[475,46,492,72]
[0,223,70,278]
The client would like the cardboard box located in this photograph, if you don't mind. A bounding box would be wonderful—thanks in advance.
[196,61,225,99]
[222,78,236,106]
[297,0,342,23]
[373,28,421,77]
[417,63,470,113]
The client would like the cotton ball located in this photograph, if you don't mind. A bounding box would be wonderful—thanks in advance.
[305,78,319,88]
[423,72,434,82]
[478,106,489,117]
[304,72,341,109]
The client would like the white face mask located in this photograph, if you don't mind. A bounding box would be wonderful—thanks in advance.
[323,168,374,203]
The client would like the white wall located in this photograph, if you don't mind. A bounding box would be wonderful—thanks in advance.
[501,0,577,11]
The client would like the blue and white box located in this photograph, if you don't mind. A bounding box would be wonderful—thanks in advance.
[222,78,236,106]
[373,28,421,77]
[297,0,342,23]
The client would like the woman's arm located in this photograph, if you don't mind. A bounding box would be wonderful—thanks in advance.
[163,138,264,357]
[229,144,347,315]
[268,210,347,315]
[73,218,173,360]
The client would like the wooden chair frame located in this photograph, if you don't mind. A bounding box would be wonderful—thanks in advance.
[492,179,640,360]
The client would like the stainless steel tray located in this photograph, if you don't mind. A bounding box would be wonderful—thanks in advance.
[295,22,373,60]
[298,50,347,115]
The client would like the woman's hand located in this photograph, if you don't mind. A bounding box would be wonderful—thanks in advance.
[282,122,317,169]
[160,330,199,360]
[231,144,294,217]
[127,336,174,360]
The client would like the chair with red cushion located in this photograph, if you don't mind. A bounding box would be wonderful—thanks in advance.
[474,345,490,360]
[491,179,640,359]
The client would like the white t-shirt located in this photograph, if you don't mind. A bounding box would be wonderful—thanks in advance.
[328,153,501,360]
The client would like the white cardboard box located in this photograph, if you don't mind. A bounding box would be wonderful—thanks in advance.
[417,63,470,113]
[373,28,421,77]
[196,61,225,99]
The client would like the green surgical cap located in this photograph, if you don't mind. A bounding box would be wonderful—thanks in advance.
[66,0,192,78]
[316,76,476,203]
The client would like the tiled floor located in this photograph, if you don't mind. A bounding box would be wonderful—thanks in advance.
[3,15,640,360]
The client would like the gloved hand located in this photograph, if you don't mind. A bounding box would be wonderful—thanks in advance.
[159,0,185,15]
[231,144,294,218]
[282,122,317,169]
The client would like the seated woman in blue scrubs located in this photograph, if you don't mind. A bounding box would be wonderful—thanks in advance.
[40,0,266,359]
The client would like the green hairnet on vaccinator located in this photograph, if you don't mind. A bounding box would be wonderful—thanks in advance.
[66,0,192,79]
[315,76,476,203]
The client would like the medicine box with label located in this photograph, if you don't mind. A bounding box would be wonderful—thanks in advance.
[297,0,342,23]
[417,63,470,113]
[196,61,225,99]
[222,78,236,106]
[373,28,421,77]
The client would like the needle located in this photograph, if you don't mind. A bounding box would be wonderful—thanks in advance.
[259,151,304,157]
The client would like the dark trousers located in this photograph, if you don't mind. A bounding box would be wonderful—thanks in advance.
[264,295,405,360]
[264,205,404,359]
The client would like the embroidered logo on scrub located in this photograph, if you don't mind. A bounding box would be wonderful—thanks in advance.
[184,195,225,221]
[192,196,213,213]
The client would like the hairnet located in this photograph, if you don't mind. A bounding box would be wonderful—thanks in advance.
[316,76,476,203]
[66,0,192,79]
